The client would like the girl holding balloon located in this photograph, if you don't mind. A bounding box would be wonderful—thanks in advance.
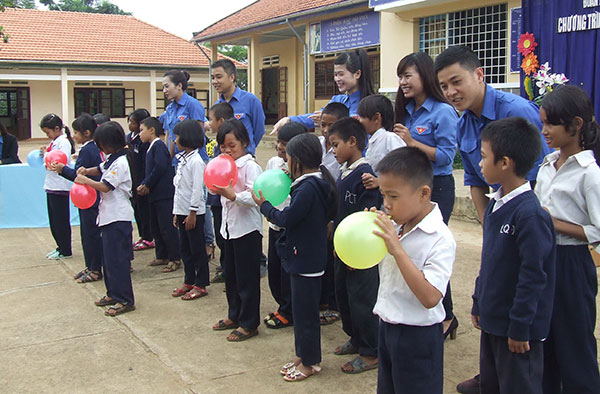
[40,113,75,260]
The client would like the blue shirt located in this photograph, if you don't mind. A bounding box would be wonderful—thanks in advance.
[458,84,552,187]
[290,89,362,129]
[403,97,458,176]
[159,91,208,165]
[0,136,3,157]
[216,86,265,155]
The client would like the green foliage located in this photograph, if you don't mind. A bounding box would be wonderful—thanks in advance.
[217,44,247,63]
[39,0,130,14]
[452,150,463,170]
[0,0,35,9]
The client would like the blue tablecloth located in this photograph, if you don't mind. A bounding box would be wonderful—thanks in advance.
[0,164,80,229]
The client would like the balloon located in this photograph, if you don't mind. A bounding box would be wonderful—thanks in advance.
[253,169,292,206]
[44,150,68,168]
[333,211,388,270]
[204,154,238,191]
[70,183,97,209]
[27,150,44,167]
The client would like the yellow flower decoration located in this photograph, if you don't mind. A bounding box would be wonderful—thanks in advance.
[521,53,539,76]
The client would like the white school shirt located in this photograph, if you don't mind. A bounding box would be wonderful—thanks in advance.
[98,154,134,226]
[319,135,341,180]
[265,156,291,231]
[373,203,456,326]
[173,149,206,216]
[535,150,600,249]
[220,153,263,240]
[44,134,73,192]
[365,127,406,173]
[487,182,531,213]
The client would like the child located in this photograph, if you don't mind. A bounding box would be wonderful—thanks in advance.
[358,94,406,190]
[49,113,103,283]
[137,117,181,273]
[253,133,337,382]
[75,121,135,316]
[320,102,348,180]
[474,117,556,394]
[328,117,382,374]
[171,120,210,300]
[263,121,308,329]
[126,109,154,251]
[534,85,600,393]
[372,147,455,393]
[211,119,263,342]
[40,113,76,260]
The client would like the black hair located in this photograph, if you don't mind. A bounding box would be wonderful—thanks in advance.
[211,59,237,80]
[376,147,433,189]
[357,94,394,131]
[481,117,542,178]
[209,102,234,121]
[328,117,368,152]
[127,109,151,126]
[322,102,350,120]
[71,113,97,137]
[164,69,191,91]
[40,113,75,154]
[334,49,374,100]
[0,122,7,136]
[278,122,308,143]
[541,85,600,163]
[140,116,164,136]
[93,113,111,125]
[173,119,205,150]
[93,121,126,153]
[216,118,250,148]
[395,52,451,123]
[434,46,481,74]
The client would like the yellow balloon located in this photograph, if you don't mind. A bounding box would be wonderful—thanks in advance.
[333,211,388,269]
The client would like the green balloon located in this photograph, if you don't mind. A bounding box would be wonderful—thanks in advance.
[333,211,388,269]
[253,169,292,206]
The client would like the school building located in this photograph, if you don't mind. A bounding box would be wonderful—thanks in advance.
[0,8,244,139]
[193,0,523,124]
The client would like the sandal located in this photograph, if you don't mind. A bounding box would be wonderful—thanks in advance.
[263,312,276,323]
[162,260,181,273]
[283,365,322,382]
[105,303,136,317]
[226,328,258,342]
[206,243,216,260]
[320,310,340,325]
[134,240,155,251]
[74,268,89,280]
[211,271,225,283]
[77,270,102,283]
[280,361,297,375]
[265,312,293,329]
[334,340,359,356]
[172,284,193,297]
[340,356,378,374]
[212,319,239,331]
[181,286,208,300]
[148,258,168,266]
[95,296,117,307]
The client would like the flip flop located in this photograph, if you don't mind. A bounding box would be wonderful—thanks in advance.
[95,296,117,307]
[226,328,258,342]
[162,260,181,273]
[105,303,135,317]
[212,319,239,331]
[341,356,378,374]
[74,268,89,280]
[147,258,168,266]
[283,365,322,382]
[334,340,358,355]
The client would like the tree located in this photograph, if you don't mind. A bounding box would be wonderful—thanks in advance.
[216,44,248,91]
[0,0,36,43]
[39,0,130,15]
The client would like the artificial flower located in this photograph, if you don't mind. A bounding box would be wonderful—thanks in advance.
[518,33,537,56]
[521,53,539,75]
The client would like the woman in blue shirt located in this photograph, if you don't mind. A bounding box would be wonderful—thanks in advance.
[392,52,459,339]
[0,124,20,165]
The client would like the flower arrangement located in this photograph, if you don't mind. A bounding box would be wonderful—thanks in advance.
[206,138,217,158]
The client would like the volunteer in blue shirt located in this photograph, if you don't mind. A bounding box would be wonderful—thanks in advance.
[211,59,265,155]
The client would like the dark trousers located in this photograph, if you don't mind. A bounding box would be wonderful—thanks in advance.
[132,193,152,241]
[46,192,71,256]
[150,199,180,261]
[101,221,134,305]
[378,321,443,394]
[290,273,322,366]
[480,331,543,394]
[543,245,600,394]
[224,230,262,330]
[319,239,338,310]
[177,214,209,288]
[211,205,225,271]
[267,228,292,320]
[334,257,379,356]
[431,175,455,321]
[79,206,102,272]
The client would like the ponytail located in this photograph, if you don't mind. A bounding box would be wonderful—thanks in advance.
[583,120,600,164]
[40,113,75,154]
[64,126,76,154]
[334,49,375,100]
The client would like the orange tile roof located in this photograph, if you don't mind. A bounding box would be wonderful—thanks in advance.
[0,8,245,68]
[194,0,364,41]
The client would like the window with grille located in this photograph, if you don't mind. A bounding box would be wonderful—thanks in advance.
[419,4,508,84]
[75,88,126,118]
[314,54,380,99]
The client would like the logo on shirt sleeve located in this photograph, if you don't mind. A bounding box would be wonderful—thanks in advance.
[416,126,429,134]
[178,115,187,121]
[234,113,244,120]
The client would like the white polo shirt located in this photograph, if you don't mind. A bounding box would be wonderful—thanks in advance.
[98,154,134,226]
[265,156,291,231]
[365,127,406,174]
[373,203,455,326]
[173,149,206,216]
[44,134,73,192]
[319,135,341,180]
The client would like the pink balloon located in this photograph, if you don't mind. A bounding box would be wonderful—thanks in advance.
[204,154,238,191]
[45,150,68,167]
[70,183,97,209]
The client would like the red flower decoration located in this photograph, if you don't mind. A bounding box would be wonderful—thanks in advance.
[521,53,539,76]
[518,33,537,56]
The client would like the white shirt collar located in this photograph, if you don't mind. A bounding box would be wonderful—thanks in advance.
[235,153,254,167]
[291,171,322,187]
[176,148,198,164]
[541,149,596,169]
[368,127,387,144]
[340,157,367,179]
[400,202,442,236]
[148,137,160,151]
[486,182,531,213]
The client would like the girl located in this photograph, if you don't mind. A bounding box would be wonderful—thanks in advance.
[40,113,75,260]
[273,49,375,133]
[48,113,103,283]
[127,108,154,251]
[534,85,600,393]
[211,119,263,342]
[171,120,210,300]
[253,133,337,382]
[392,52,459,339]
[75,121,136,316]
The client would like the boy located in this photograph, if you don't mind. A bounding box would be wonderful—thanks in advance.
[372,147,455,393]
[328,117,382,374]
[320,102,349,180]
[474,117,556,394]
[137,117,181,273]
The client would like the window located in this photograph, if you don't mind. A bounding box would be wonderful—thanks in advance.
[314,54,380,99]
[0,90,17,117]
[156,88,208,113]
[75,88,125,118]
[419,4,508,84]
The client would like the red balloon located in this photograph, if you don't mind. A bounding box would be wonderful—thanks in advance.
[70,183,97,209]
[45,150,68,167]
[204,154,238,191]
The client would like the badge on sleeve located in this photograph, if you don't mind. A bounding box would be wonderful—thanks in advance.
[234,113,244,120]
[416,126,428,134]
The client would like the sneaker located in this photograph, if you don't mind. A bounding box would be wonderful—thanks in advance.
[48,251,72,260]
[46,249,59,258]
[46,250,60,259]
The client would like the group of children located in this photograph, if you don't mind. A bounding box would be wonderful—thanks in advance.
[37,45,600,393]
